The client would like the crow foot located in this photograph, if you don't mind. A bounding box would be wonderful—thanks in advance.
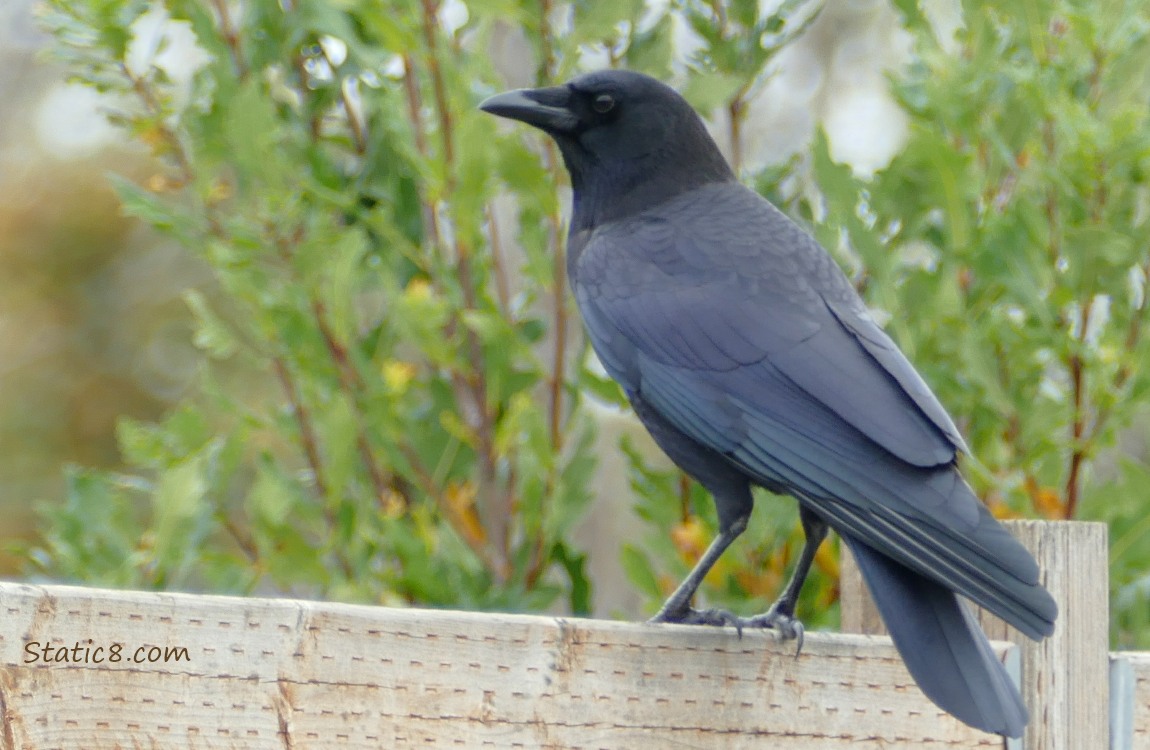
[649,606,743,629]
[649,603,805,656]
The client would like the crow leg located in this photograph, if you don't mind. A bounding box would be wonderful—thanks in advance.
[630,392,756,628]
[650,512,749,627]
[778,508,829,616]
[741,508,829,652]
[650,506,828,649]
[631,392,811,640]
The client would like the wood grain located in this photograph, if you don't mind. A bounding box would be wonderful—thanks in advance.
[0,582,1012,749]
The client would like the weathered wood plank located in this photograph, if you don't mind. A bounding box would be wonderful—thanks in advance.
[841,520,1111,750]
[0,582,1012,749]
[1128,652,1150,749]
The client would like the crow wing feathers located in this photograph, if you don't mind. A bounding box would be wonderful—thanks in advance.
[577,182,965,466]
[573,181,1056,638]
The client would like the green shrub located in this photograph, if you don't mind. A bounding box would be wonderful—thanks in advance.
[32,0,1150,646]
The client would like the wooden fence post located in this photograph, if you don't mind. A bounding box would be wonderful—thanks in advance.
[841,520,1111,750]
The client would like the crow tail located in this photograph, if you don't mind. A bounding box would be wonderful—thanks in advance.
[846,538,1027,738]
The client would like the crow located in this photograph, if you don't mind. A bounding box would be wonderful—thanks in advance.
[480,69,1056,738]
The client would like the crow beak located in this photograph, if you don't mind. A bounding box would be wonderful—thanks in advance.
[479,86,578,133]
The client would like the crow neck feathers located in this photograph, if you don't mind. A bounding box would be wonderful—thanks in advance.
[560,110,734,233]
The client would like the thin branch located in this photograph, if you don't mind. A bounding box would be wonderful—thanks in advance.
[343,81,368,155]
[399,443,503,576]
[991,338,1031,508]
[727,87,749,175]
[400,56,443,260]
[400,55,475,489]
[538,0,555,84]
[419,0,456,172]
[122,64,194,185]
[1085,256,1150,444]
[535,0,569,455]
[416,0,508,579]
[708,0,728,32]
[208,0,248,80]
[264,214,393,513]
[272,356,329,500]
[285,34,398,510]
[485,203,512,315]
[524,0,569,589]
[1039,114,1085,519]
[1042,119,1060,265]
[221,515,260,564]
[318,44,367,155]
[401,55,431,159]
[310,296,391,504]
[1063,104,1112,517]
[294,51,323,142]
[1064,357,1086,519]
[543,142,568,454]
[1064,296,1092,520]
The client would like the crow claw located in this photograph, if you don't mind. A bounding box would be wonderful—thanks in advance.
[650,604,805,653]
[650,606,743,633]
[744,609,805,656]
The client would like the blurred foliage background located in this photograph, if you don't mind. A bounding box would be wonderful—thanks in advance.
[8,0,1150,648]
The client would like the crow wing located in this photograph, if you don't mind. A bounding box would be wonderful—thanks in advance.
[572,182,1055,637]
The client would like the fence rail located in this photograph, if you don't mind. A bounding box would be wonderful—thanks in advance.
[0,521,1145,749]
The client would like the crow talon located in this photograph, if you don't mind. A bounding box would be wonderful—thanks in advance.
[650,604,806,652]
[650,606,742,632]
[743,608,805,655]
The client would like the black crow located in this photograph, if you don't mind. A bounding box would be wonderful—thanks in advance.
[480,69,1056,738]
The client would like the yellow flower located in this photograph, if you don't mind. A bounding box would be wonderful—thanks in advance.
[444,480,486,547]
[380,489,406,520]
[404,278,433,302]
[382,360,416,392]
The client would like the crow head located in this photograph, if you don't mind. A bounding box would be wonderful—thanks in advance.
[481,70,733,228]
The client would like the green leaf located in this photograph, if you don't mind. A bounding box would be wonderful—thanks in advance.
[184,290,239,358]
[891,0,929,31]
[552,541,593,615]
[151,448,211,571]
[317,391,359,499]
[626,13,675,79]
[620,543,662,602]
[107,174,189,235]
[571,0,643,42]
[223,79,291,192]
[247,458,297,528]
[116,418,168,469]
[680,70,746,114]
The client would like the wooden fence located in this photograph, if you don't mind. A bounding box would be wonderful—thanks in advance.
[0,521,1145,749]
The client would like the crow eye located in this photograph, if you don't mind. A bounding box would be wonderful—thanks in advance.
[592,94,615,113]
